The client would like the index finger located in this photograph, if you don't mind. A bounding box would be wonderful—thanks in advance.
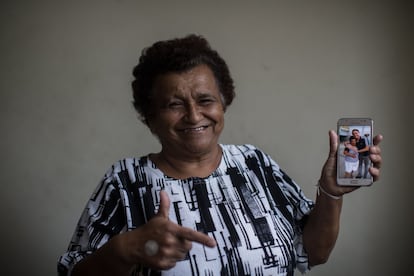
[175,226,216,248]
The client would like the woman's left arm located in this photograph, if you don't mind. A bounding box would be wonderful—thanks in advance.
[303,131,383,266]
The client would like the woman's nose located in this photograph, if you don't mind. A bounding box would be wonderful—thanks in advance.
[185,103,202,122]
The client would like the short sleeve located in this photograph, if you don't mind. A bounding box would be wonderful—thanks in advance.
[254,147,315,273]
[57,171,127,276]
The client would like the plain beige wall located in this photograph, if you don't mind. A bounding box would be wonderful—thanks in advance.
[0,1,412,275]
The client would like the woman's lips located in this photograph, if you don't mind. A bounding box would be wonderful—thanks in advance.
[182,125,209,133]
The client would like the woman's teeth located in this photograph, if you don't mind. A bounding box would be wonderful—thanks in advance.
[184,126,206,133]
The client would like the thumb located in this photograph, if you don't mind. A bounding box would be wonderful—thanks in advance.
[328,130,338,158]
[156,190,170,218]
[321,130,338,180]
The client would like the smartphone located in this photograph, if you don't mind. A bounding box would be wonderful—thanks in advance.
[337,118,373,186]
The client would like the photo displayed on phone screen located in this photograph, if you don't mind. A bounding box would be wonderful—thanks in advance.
[337,118,373,186]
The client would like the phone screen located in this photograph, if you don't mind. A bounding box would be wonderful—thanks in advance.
[337,118,373,186]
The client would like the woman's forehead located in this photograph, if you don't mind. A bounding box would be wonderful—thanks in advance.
[152,65,219,96]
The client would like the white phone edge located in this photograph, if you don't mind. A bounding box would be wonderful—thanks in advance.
[336,117,373,186]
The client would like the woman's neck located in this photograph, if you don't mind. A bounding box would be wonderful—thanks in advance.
[150,145,222,179]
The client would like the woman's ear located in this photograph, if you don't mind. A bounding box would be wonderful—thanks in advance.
[146,119,154,133]
[146,116,158,135]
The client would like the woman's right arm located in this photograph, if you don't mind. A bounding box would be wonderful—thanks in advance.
[71,191,216,276]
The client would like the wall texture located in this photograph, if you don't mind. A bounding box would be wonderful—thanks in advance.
[0,1,412,275]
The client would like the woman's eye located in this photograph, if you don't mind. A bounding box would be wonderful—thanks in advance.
[168,102,183,108]
[199,98,214,105]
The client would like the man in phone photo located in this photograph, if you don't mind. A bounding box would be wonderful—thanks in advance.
[351,129,370,179]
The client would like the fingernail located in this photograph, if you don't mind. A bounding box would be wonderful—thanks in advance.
[209,239,217,247]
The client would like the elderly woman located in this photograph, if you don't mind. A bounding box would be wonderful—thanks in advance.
[58,34,383,276]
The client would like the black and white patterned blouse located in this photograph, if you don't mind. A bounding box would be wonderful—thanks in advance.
[58,144,314,276]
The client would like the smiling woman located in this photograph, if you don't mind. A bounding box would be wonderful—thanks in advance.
[57,34,383,276]
[132,35,235,126]
[148,65,225,176]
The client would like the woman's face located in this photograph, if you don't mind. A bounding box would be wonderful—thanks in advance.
[147,64,225,157]
[350,139,357,146]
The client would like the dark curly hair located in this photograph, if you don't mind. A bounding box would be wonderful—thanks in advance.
[131,34,235,125]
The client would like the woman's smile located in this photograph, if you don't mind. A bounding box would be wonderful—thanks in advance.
[181,125,209,133]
